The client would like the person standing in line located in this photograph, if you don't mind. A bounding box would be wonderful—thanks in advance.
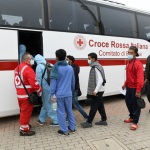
[122,46,144,130]
[50,49,76,136]
[14,52,42,136]
[19,44,26,63]
[66,55,88,121]
[34,54,58,126]
[144,55,150,112]
[81,52,107,128]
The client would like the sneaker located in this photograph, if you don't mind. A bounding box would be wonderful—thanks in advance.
[58,130,69,136]
[80,118,88,125]
[124,118,133,123]
[130,124,138,130]
[81,122,92,128]
[37,120,44,125]
[83,118,88,123]
[20,130,35,136]
[68,126,76,134]
[95,121,108,126]
[49,122,59,126]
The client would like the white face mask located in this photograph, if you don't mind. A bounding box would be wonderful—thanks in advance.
[30,60,34,65]
[66,60,69,64]
[127,55,134,60]
[88,59,92,65]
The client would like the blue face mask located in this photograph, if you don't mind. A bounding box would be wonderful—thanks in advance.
[127,55,134,60]
[88,59,92,65]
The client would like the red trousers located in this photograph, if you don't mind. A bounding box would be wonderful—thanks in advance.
[18,99,33,126]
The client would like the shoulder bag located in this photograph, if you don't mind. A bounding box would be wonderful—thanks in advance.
[18,74,40,105]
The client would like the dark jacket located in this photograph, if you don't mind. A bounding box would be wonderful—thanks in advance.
[71,64,80,90]
[144,55,150,80]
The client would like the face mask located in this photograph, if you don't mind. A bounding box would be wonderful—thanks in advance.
[127,55,134,60]
[66,60,69,64]
[30,60,34,65]
[88,59,92,65]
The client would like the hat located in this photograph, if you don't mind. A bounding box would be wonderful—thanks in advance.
[129,46,139,57]
[19,44,26,53]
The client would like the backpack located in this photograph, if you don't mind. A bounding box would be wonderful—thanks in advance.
[41,63,52,86]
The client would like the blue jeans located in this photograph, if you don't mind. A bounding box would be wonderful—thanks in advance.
[57,96,76,133]
[39,90,58,124]
[72,90,88,119]
[125,87,141,124]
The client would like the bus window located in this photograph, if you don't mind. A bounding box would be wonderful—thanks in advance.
[74,1,99,34]
[100,7,137,38]
[0,14,8,25]
[0,0,45,29]
[48,0,74,31]
[48,0,99,34]
[137,14,150,41]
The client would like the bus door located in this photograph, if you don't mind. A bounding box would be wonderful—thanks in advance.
[18,30,43,106]
[0,29,19,117]
[18,31,43,60]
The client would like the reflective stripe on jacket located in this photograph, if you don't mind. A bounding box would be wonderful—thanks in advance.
[14,62,42,99]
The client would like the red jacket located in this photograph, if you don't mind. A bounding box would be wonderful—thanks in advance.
[124,58,144,92]
[14,62,42,100]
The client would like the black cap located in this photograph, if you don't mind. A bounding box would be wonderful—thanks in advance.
[129,46,139,57]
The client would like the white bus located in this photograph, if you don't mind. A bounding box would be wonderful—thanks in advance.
[0,0,150,117]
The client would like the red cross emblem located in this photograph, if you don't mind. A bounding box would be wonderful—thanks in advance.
[15,76,21,86]
[77,39,83,46]
[74,35,86,50]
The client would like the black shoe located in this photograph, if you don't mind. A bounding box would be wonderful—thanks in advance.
[95,121,108,126]
[20,130,35,136]
[37,120,44,126]
[58,130,69,136]
[29,124,32,129]
[49,122,59,126]
[68,126,76,134]
[81,122,92,128]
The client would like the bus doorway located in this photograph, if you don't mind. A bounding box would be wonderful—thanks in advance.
[18,31,43,62]
[18,31,43,107]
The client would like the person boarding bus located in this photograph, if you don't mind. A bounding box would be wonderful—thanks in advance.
[14,52,42,136]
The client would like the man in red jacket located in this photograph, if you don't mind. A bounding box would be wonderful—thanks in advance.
[14,52,42,136]
[122,46,144,130]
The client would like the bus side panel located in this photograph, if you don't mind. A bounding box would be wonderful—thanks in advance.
[0,29,19,117]
[43,31,149,100]
[0,71,19,117]
[0,29,18,60]
[43,31,125,99]
[103,65,125,96]
[78,65,125,100]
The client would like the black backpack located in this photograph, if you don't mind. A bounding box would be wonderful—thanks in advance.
[41,63,52,86]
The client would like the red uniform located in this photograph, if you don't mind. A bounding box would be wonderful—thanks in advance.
[14,62,42,131]
[124,58,144,92]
